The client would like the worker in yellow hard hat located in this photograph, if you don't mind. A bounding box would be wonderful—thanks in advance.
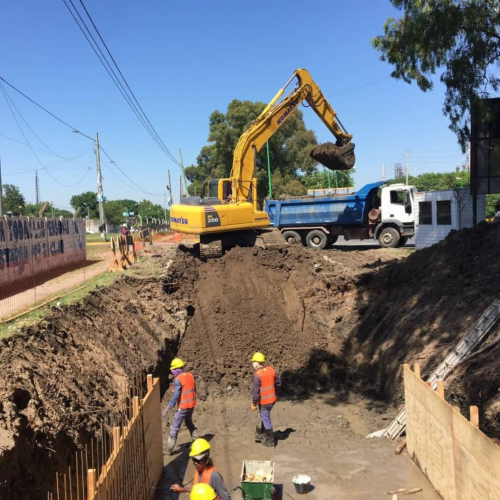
[162,357,199,454]
[171,438,231,499]
[251,352,281,448]
[190,483,217,500]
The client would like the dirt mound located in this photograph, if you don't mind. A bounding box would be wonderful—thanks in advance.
[346,222,500,435]
[0,248,189,499]
[175,245,399,398]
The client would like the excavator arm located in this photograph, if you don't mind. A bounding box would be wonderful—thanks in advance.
[231,68,355,202]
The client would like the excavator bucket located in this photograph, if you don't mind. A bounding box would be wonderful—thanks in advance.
[310,142,355,171]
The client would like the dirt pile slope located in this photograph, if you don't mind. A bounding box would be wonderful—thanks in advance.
[0,249,188,499]
[175,245,401,398]
[346,222,500,435]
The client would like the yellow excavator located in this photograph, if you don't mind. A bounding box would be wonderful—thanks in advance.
[170,68,355,256]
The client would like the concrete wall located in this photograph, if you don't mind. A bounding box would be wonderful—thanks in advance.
[414,190,486,249]
[0,216,86,288]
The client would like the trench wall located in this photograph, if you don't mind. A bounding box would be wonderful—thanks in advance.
[404,365,500,500]
[0,216,86,290]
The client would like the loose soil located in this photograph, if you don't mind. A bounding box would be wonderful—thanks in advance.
[1,223,500,498]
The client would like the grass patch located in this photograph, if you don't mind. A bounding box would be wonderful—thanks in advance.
[0,271,117,340]
[86,232,118,243]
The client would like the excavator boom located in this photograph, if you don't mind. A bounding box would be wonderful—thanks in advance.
[231,68,355,202]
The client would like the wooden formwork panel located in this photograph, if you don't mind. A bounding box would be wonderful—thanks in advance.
[404,366,500,500]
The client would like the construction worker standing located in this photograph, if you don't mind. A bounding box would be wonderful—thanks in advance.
[171,438,231,499]
[163,357,199,454]
[251,352,281,448]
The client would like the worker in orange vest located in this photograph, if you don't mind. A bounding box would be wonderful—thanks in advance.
[163,357,199,454]
[171,438,231,499]
[251,352,281,447]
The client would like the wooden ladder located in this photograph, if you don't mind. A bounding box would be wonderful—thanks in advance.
[384,299,500,439]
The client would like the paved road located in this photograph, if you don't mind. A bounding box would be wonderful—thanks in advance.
[332,235,415,249]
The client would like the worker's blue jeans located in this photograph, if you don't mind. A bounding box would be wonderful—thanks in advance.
[260,403,275,430]
[170,408,196,438]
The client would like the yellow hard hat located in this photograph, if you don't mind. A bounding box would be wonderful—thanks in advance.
[189,438,211,458]
[170,358,185,370]
[252,352,265,363]
[190,483,216,500]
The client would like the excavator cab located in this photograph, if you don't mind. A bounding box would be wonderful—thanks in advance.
[205,179,232,202]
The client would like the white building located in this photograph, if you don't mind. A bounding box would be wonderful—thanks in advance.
[414,189,486,249]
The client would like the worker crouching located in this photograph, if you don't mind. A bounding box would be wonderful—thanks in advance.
[251,352,281,448]
[163,357,199,454]
[171,438,231,500]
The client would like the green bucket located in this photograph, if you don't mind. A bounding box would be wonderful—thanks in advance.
[240,460,275,500]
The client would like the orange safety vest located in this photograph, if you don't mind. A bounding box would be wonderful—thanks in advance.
[175,372,197,409]
[194,466,221,500]
[256,366,277,405]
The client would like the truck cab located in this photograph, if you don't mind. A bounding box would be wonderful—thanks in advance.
[376,184,416,247]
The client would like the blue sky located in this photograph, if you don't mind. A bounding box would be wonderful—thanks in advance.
[0,0,467,210]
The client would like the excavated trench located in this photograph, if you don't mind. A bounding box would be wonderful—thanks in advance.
[2,226,500,498]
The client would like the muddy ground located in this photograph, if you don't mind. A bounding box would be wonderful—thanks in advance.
[1,223,500,498]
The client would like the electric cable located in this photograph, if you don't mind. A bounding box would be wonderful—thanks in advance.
[62,0,182,167]
[77,0,182,167]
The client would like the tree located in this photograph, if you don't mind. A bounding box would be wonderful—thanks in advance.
[70,191,99,218]
[301,169,354,190]
[138,199,166,220]
[24,203,73,218]
[389,171,470,192]
[373,1,500,148]
[3,184,26,214]
[185,99,319,199]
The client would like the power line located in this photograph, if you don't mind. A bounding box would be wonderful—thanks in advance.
[331,76,391,97]
[0,82,88,188]
[62,0,182,167]
[0,77,164,195]
[0,77,94,141]
[77,0,181,167]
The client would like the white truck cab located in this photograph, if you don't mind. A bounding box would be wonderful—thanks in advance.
[376,184,416,247]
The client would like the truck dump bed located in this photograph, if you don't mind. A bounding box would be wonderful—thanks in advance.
[264,181,385,228]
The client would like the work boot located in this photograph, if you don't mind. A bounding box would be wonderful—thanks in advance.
[191,428,200,440]
[255,424,265,443]
[263,429,275,448]
[166,436,177,455]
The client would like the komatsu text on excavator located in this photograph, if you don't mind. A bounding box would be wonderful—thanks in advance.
[170,68,355,256]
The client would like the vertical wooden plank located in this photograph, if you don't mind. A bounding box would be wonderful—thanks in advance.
[113,427,120,457]
[470,406,479,428]
[133,397,140,418]
[76,452,80,500]
[414,362,421,379]
[437,380,445,399]
[69,466,73,500]
[56,472,60,500]
[452,405,461,413]
[147,374,153,394]
[87,470,96,500]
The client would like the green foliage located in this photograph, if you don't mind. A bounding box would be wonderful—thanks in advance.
[301,169,354,190]
[70,191,99,218]
[2,184,26,214]
[138,199,167,220]
[486,194,500,218]
[185,99,320,199]
[373,1,500,148]
[24,203,73,218]
[389,171,470,192]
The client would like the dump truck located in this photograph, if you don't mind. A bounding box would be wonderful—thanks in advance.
[169,68,355,257]
[264,181,416,249]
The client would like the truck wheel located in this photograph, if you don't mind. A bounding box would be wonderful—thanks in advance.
[306,230,328,250]
[396,236,408,248]
[378,227,401,248]
[328,235,339,247]
[282,230,302,245]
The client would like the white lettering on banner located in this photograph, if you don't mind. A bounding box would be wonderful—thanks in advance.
[0,217,86,288]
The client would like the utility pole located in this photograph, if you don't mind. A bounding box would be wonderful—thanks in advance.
[382,163,386,181]
[0,156,3,216]
[168,169,173,204]
[180,176,183,199]
[35,170,40,205]
[95,133,106,241]
[163,192,167,221]
[405,150,410,186]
